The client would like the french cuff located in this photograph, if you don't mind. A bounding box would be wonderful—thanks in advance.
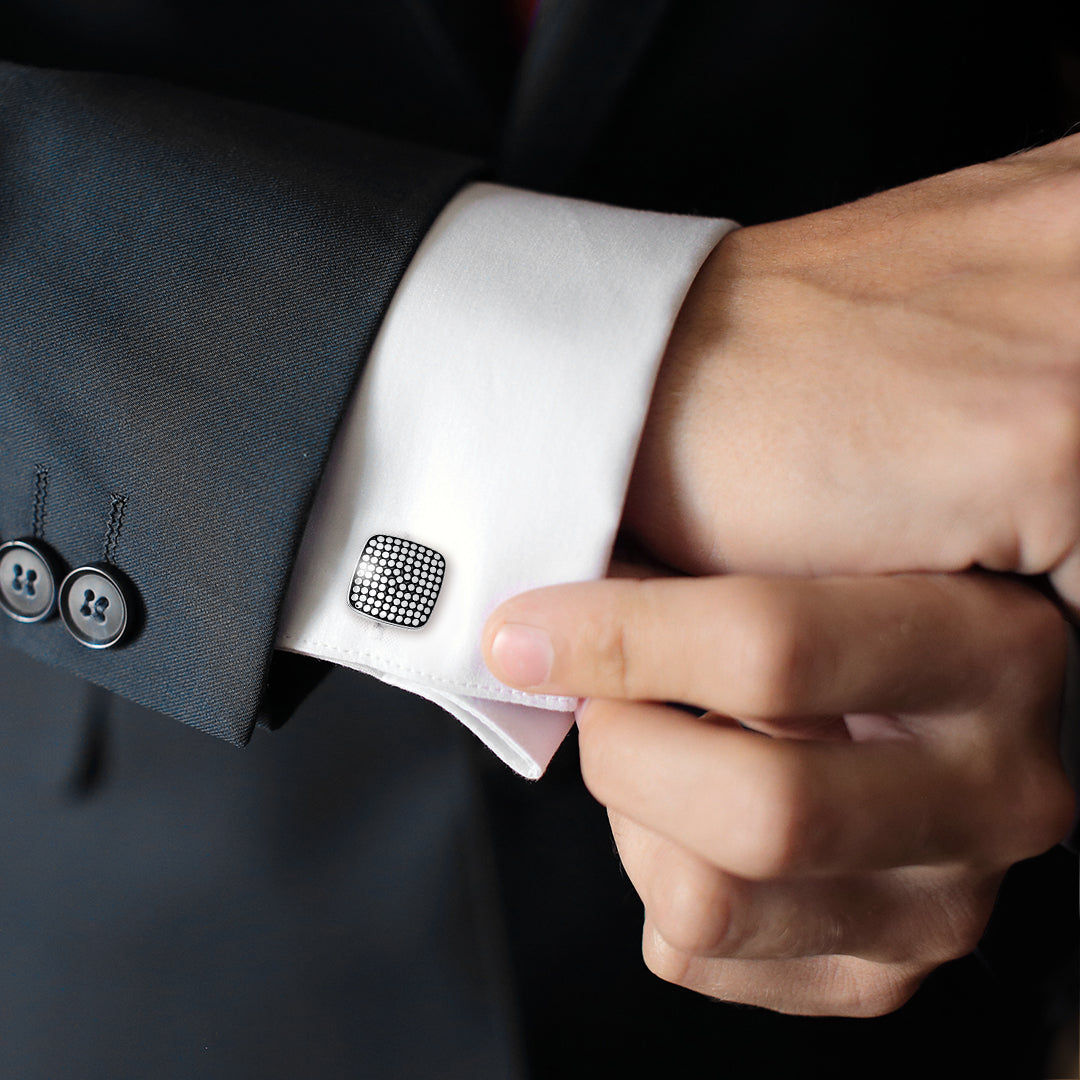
[276,182,736,778]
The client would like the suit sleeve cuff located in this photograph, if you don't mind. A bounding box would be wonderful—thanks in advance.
[276,182,736,777]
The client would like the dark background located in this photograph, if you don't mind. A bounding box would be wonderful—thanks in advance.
[0,2,1077,1076]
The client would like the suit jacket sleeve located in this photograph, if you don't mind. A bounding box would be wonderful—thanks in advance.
[0,61,478,745]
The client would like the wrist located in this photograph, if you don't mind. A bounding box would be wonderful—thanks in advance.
[624,229,741,574]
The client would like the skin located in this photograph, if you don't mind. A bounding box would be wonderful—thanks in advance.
[483,135,1080,1015]
[482,573,1076,1015]
[624,133,1080,611]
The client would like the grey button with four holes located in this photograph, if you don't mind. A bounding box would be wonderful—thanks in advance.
[59,564,130,648]
[0,539,59,623]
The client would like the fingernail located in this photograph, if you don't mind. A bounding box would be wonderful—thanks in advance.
[490,623,554,688]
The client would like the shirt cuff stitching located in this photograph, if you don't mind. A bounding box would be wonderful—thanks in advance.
[278,633,577,710]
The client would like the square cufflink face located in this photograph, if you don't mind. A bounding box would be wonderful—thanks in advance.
[349,535,445,628]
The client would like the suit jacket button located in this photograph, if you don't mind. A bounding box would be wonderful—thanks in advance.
[59,564,132,649]
[0,539,60,623]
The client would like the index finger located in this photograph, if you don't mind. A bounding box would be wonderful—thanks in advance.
[576,698,1074,877]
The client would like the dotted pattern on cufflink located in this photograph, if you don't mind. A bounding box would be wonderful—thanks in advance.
[349,535,444,628]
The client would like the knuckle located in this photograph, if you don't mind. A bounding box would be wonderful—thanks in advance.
[732,751,820,879]
[985,589,1068,703]
[648,870,737,956]
[967,762,1073,867]
[575,699,624,806]
[641,922,693,988]
[727,584,818,716]
[583,601,635,700]
[583,578,667,701]
[987,739,1077,860]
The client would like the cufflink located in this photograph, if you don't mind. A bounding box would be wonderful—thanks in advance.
[349,535,445,628]
[0,538,63,623]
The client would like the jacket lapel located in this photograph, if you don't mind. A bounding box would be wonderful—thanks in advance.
[499,0,675,189]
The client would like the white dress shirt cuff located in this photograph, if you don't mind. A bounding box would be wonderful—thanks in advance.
[276,182,736,778]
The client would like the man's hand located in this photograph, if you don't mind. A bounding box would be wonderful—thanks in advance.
[626,134,1080,611]
[482,574,1076,1015]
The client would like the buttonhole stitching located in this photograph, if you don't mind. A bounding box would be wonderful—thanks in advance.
[31,465,48,540]
[103,493,126,565]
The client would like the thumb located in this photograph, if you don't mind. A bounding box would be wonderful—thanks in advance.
[482,573,1059,718]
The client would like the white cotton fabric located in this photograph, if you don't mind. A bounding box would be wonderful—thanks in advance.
[276,182,735,778]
